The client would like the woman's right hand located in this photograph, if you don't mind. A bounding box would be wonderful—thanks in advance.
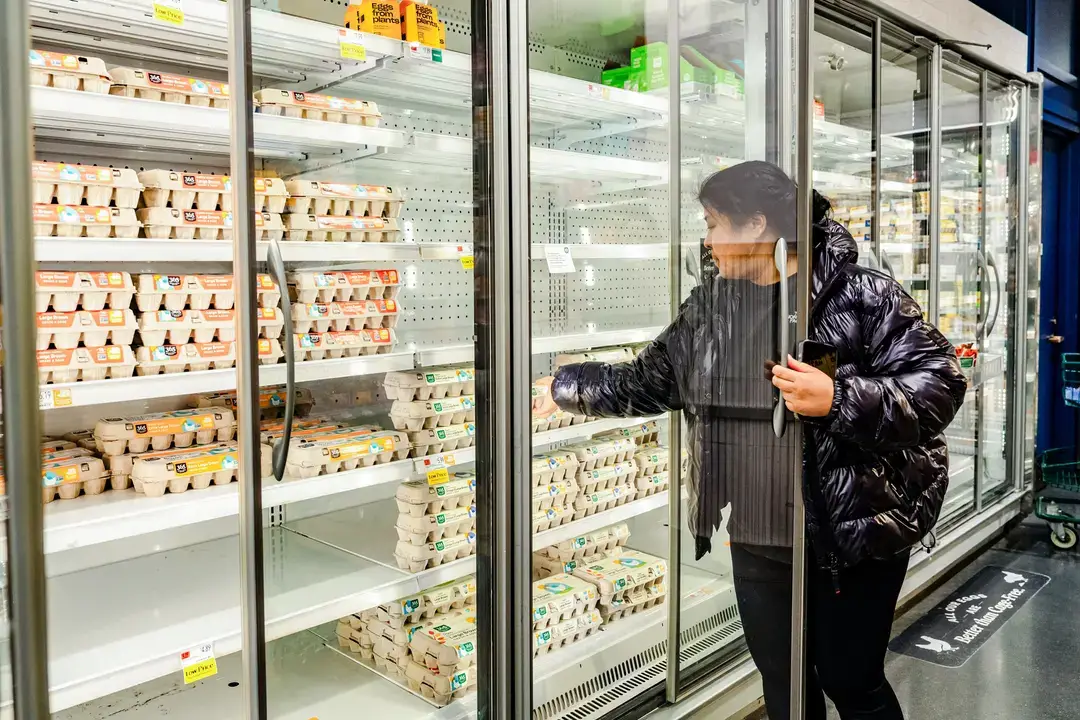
[532,376,558,417]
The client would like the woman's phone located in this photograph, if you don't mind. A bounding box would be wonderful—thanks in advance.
[798,340,837,378]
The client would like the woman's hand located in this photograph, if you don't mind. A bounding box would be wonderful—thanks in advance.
[532,376,558,417]
[771,355,834,417]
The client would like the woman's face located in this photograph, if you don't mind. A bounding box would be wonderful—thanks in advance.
[703,207,774,280]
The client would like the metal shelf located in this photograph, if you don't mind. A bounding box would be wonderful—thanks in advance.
[532,489,671,549]
[36,238,424,263]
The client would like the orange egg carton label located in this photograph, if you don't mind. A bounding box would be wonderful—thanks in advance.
[32,162,140,187]
[37,309,133,329]
[37,345,131,367]
[343,269,400,286]
[110,68,229,97]
[29,50,109,78]
[34,205,138,225]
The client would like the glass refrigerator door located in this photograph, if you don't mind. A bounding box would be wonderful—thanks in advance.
[1024,81,1043,481]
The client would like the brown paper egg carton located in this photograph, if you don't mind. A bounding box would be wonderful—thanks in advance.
[283,180,403,218]
[110,68,230,108]
[571,551,667,606]
[293,328,397,360]
[196,387,315,416]
[577,460,639,495]
[260,420,349,446]
[38,346,136,384]
[573,484,638,517]
[33,162,141,208]
[602,584,667,623]
[289,269,401,303]
[283,429,408,479]
[375,576,477,630]
[408,609,477,675]
[134,273,280,312]
[634,446,670,475]
[532,506,571,533]
[541,523,632,564]
[103,442,227,491]
[36,309,137,350]
[534,609,603,655]
[532,573,601,629]
[531,410,575,433]
[383,365,475,402]
[335,622,374,660]
[280,213,399,243]
[395,472,477,517]
[564,437,637,471]
[406,423,476,457]
[93,406,236,456]
[390,395,476,432]
[396,506,475,546]
[594,420,661,446]
[137,307,284,345]
[137,208,284,241]
[532,477,580,513]
[404,663,475,707]
[41,455,108,503]
[36,271,134,313]
[131,443,272,497]
[139,171,287,213]
[531,451,579,486]
[291,299,400,333]
[394,531,476,573]
[29,50,110,93]
[636,470,670,497]
[254,89,382,126]
[33,205,141,238]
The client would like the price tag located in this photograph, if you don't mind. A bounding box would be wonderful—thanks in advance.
[455,243,474,270]
[407,42,444,63]
[421,452,457,472]
[153,0,184,26]
[543,245,576,274]
[39,388,73,409]
[427,468,450,485]
[338,29,367,62]
[586,83,611,100]
[181,644,217,685]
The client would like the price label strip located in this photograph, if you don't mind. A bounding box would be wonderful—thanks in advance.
[338,29,367,62]
[181,644,218,685]
[39,387,73,409]
[153,0,184,26]
[407,42,443,63]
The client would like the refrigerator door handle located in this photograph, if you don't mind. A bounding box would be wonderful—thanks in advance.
[773,237,789,438]
[985,250,1001,340]
[266,236,296,482]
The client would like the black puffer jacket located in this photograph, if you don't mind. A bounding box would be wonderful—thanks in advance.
[552,219,967,566]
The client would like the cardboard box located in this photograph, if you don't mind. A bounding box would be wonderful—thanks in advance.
[630,42,713,91]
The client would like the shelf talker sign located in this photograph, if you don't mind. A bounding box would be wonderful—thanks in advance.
[39,387,73,409]
[338,29,368,62]
[181,643,218,684]
[153,0,184,26]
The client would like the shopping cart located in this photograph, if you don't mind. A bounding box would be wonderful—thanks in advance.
[1032,354,1080,549]
[1062,353,1080,407]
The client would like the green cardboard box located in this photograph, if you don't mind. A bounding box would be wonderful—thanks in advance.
[629,42,712,91]
[601,66,639,92]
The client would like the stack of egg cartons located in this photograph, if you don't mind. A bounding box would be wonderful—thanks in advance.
[256,91,383,127]
[530,449,579,531]
[32,161,142,240]
[282,425,409,479]
[137,170,286,242]
[533,523,631,579]
[407,606,478,706]
[34,270,137,384]
[133,272,283,374]
[289,269,402,359]
[385,364,476,459]
[393,468,477,572]
[282,180,403,245]
[40,437,107,503]
[572,550,668,623]
[532,574,604,656]
[563,435,639,519]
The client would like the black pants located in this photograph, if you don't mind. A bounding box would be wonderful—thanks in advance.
[730,544,910,720]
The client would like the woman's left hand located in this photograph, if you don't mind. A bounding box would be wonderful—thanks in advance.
[771,355,834,417]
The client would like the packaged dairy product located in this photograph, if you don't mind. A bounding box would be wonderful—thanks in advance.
[394,531,476,572]
[531,478,580,513]
[134,273,279,312]
[395,471,476,517]
[33,162,141,208]
[384,365,474,401]
[577,459,638,495]
[390,394,475,432]
[395,502,476,545]
[109,68,229,108]
[404,663,474,707]
[532,409,577,433]
[634,445,669,475]
[61,430,98,451]
[130,442,272,497]
[94,406,236,456]
[254,89,382,126]
[635,469,670,496]
[283,428,408,478]
[103,442,224,491]
[571,551,667,618]
[531,450,578,486]
[36,309,137,350]
[38,345,136,384]
[400,1,441,48]
[291,299,399,333]
[34,205,140,238]
[555,346,636,367]
[293,328,396,360]
[593,420,661,445]
[137,208,284,241]
[542,523,631,564]
[564,437,636,471]
[281,213,399,243]
[137,307,284,345]
[344,1,400,39]
[139,171,287,213]
[41,455,108,503]
[534,609,603,655]
[572,484,638,517]
[29,50,110,93]
[407,422,475,457]
[408,607,477,675]
[289,269,400,303]
[136,338,282,374]
[283,180,403,218]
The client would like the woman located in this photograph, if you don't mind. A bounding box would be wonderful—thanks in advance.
[533,161,966,720]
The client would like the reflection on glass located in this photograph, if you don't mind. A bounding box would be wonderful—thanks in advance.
[1024,83,1043,479]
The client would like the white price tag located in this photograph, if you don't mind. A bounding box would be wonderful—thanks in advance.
[39,387,73,409]
[407,42,443,63]
[586,83,611,100]
[153,0,184,26]
[543,245,576,274]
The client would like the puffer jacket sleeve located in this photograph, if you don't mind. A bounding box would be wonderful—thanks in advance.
[811,282,966,450]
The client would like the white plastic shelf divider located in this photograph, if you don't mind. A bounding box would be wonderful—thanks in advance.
[36,238,423,263]
[32,87,405,157]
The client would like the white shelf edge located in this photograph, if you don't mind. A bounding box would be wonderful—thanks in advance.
[532,490,670,549]
[36,238,423,263]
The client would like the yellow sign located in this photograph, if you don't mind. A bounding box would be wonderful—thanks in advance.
[153,0,184,26]
[460,256,475,270]
[338,29,368,61]
[427,468,449,485]
[181,644,217,684]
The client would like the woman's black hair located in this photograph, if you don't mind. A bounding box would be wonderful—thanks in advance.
[698,160,831,240]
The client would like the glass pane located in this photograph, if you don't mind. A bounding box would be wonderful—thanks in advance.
[879,33,932,312]
[936,62,982,525]
[1024,83,1042,481]
[981,76,1021,503]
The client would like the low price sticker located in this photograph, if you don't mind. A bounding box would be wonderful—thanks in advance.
[456,244,474,270]
[181,644,217,684]
[153,0,184,26]
[39,387,73,409]
[338,29,367,62]
[427,467,450,485]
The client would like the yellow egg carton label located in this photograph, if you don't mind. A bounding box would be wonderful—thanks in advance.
[396,471,476,514]
[131,443,273,497]
[139,170,287,213]
[109,68,229,108]
[29,49,111,93]
[254,89,382,126]
[41,455,108,503]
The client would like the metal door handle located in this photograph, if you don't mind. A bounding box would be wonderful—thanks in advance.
[1047,335,1065,344]
[266,236,295,482]
[985,251,1001,339]
[773,238,789,438]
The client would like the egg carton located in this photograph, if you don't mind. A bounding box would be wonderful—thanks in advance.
[541,523,631,564]
[384,365,475,401]
[136,341,234,375]
[577,460,639,495]
[42,439,77,454]
[283,429,408,479]
[396,471,477,517]
[280,213,399,243]
[394,531,476,573]
[532,506,574,533]
[404,663,475,708]
[36,270,134,313]
[36,309,137,350]
[139,171,287,213]
[531,451,579,486]
[335,622,374,659]
[254,89,382,126]
[137,208,284,241]
[93,406,236,456]
[594,420,661,446]
[283,180,403,218]
[291,299,400,333]
[534,609,603,656]
[602,584,667,623]
[408,608,477,675]
[377,576,477,629]
[137,307,284,346]
[294,328,396,360]
[555,346,636,368]
[29,50,110,93]
[103,442,227,491]
[564,437,636,471]
[371,635,410,676]
[195,387,314,415]
[573,484,638,517]
[32,162,141,208]
[532,573,601,629]
[572,551,667,606]
[531,478,580,513]
[407,423,476,458]
[61,430,98,451]
[41,455,108,503]
[41,446,94,464]
[633,446,670,475]
[531,410,573,433]
[636,470,670,496]
[110,68,230,108]
[260,420,349,445]
[134,273,280,312]
[289,269,401,303]
[396,503,476,545]
[38,345,136,384]
[390,395,476,432]
[131,443,272,497]
[34,205,140,238]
